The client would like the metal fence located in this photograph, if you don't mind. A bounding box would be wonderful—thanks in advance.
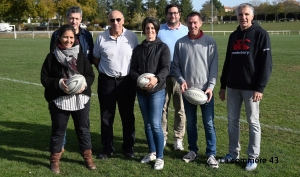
[0,31,144,39]
[0,30,298,39]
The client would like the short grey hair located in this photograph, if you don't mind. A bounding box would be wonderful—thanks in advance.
[66,6,83,18]
[235,3,254,16]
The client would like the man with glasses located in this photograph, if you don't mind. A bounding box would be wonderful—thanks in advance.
[157,3,188,151]
[219,3,272,171]
[93,10,138,159]
[49,6,94,154]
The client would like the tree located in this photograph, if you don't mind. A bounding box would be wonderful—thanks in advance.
[36,0,56,31]
[156,0,168,23]
[170,0,180,4]
[77,0,98,22]
[7,0,32,30]
[271,0,284,21]
[200,1,212,22]
[95,0,108,26]
[200,0,225,22]
[145,0,156,9]
[145,7,157,18]
[247,0,262,20]
[127,0,144,19]
[289,0,300,20]
[259,1,273,21]
[282,0,298,19]
[0,0,11,22]
[180,0,193,22]
[131,11,145,29]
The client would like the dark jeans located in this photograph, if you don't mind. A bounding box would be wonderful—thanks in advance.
[48,101,92,153]
[98,74,136,154]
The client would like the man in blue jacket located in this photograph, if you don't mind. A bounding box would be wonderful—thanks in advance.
[219,3,272,171]
[49,6,94,153]
[50,6,94,65]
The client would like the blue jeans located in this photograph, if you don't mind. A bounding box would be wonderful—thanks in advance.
[183,96,217,157]
[227,88,261,159]
[137,89,165,159]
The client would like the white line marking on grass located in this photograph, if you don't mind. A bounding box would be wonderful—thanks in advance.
[1,76,299,134]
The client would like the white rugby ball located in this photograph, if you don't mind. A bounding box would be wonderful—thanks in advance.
[65,74,85,95]
[183,87,208,105]
[137,73,155,89]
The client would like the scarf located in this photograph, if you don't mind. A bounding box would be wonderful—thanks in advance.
[53,42,80,79]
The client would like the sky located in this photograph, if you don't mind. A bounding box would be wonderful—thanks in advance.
[192,0,240,11]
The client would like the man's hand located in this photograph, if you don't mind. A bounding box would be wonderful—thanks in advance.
[205,88,213,103]
[252,91,263,102]
[180,82,188,93]
[219,89,226,101]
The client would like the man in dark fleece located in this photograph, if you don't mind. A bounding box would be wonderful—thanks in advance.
[218,3,272,171]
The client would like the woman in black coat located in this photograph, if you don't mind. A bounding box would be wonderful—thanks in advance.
[41,24,95,174]
[130,17,170,170]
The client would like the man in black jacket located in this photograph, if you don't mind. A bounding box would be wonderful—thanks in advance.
[219,3,272,171]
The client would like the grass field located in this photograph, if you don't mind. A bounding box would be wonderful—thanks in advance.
[0,34,300,176]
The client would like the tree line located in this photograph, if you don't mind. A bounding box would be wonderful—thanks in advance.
[0,0,299,31]
[0,0,193,30]
[201,0,300,22]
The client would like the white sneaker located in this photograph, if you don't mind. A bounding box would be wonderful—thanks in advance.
[141,153,156,163]
[207,155,219,169]
[154,158,164,170]
[182,151,197,163]
[174,140,184,151]
[245,159,257,171]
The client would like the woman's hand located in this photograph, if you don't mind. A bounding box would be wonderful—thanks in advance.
[77,81,87,94]
[60,78,68,93]
[144,76,158,90]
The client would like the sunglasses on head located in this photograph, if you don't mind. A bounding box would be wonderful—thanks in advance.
[110,18,122,23]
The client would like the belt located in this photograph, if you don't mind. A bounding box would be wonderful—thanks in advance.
[100,73,127,80]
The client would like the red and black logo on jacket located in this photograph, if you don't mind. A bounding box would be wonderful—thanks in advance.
[233,39,250,50]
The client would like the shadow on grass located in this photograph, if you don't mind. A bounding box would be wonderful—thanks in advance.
[0,120,210,169]
[0,120,164,166]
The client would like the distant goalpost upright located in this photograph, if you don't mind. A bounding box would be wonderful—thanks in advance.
[9,25,16,39]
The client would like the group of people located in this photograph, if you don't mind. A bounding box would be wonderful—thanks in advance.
[40,2,272,174]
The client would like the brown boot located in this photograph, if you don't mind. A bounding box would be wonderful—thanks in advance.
[50,153,61,174]
[82,150,96,170]
[60,147,65,156]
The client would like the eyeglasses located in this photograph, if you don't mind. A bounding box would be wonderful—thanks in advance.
[168,12,179,15]
[109,18,122,23]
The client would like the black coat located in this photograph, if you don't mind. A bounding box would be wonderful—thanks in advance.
[41,51,95,102]
[130,38,170,94]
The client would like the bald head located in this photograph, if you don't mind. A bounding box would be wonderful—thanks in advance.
[108,10,124,36]
[108,10,124,19]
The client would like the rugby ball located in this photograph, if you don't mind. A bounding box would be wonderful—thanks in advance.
[65,74,85,95]
[137,73,156,89]
[183,87,208,105]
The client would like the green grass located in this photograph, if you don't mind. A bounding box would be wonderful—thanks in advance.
[0,35,300,176]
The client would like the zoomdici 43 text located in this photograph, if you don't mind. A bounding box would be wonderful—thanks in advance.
[223,157,279,164]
